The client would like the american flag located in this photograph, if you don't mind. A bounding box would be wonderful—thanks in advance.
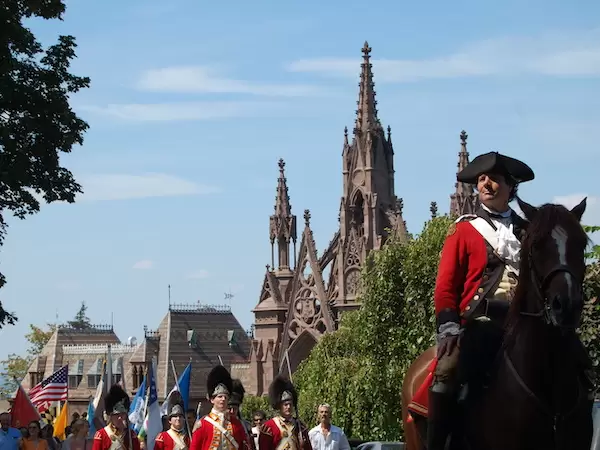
[29,365,68,412]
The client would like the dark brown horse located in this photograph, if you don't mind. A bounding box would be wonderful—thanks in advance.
[402,197,595,450]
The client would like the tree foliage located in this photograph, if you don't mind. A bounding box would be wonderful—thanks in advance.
[579,225,600,380]
[67,301,92,330]
[295,217,600,440]
[295,216,454,440]
[0,323,56,397]
[240,395,273,421]
[0,0,90,327]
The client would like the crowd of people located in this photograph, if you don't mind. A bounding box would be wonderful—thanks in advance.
[1,365,350,450]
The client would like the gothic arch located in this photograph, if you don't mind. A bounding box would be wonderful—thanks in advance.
[349,189,365,236]
[285,329,318,374]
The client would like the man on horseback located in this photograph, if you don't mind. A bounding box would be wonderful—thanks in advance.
[428,151,535,450]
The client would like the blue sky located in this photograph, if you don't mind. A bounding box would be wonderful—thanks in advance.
[1,0,599,360]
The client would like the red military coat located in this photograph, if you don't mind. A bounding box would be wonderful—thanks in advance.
[92,425,141,450]
[190,411,250,450]
[155,429,191,450]
[434,217,490,322]
[258,417,312,450]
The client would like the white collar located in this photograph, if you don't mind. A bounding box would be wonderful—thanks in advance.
[481,203,512,218]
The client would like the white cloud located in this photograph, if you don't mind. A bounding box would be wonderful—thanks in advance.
[132,259,154,270]
[186,269,210,280]
[286,29,600,82]
[81,101,284,122]
[76,173,220,202]
[553,194,600,225]
[136,66,321,97]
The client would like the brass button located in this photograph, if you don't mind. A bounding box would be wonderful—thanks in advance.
[474,295,480,301]
[465,305,471,311]
[483,275,489,281]
[478,287,484,293]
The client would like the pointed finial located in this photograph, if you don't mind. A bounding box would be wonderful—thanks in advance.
[460,130,468,144]
[278,158,286,171]
[397,198,404,214]
[344,126,348,138]
[362,41,371,58]
[304,209,311,226]
[430,201,438,219]
[387,125,392,141]
[266,264,270,271]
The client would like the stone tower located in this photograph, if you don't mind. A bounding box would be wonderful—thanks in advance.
[334,41,406,313]
[449,130,479,217]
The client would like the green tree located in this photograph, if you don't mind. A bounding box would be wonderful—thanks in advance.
[579,225,600,379]
[67,301,92,330]
[295,216,453,440]
[240,395,273,421]
[0,323,57,396]
[0,0,91,327]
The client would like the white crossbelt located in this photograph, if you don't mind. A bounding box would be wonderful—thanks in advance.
[204,417,239,450]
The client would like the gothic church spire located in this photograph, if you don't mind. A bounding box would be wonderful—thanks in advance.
[269,159,297,271]
[449,130,479,216]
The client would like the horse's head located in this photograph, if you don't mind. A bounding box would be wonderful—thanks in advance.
[516,196,588,329]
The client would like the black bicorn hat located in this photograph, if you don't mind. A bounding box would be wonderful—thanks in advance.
[457,151,535,185]
[105,384,130,415]
[268,375,297,410]
[206,365,233,400]
[228,379,245,407]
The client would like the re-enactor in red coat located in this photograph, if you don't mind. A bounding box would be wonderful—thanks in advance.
[92,385,141,450]
[190,365,251,450]
[427,151,535,450]
[259,376,311,450]
[155,403,190,450]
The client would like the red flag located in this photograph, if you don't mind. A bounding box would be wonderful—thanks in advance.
[11,384,41,428]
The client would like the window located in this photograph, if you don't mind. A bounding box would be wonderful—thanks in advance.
[68,375,82,389]
[87,374,102,389]
[29,372,44,387]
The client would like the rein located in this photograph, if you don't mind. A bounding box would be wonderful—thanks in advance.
[518,247,581,326]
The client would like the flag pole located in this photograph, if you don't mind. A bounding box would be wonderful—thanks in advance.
[169,361,192,441]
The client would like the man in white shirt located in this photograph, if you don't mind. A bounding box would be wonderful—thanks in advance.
[308,405,349,450]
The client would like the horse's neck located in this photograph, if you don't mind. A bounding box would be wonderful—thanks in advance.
[506,317,580,411]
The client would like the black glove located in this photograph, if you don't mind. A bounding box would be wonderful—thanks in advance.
[437,334,460,359]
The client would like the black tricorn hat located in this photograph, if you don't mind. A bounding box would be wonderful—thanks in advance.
[457,151,535,185]
[105,384,130,415]
[206,365,233,399]
[268,375,297,410]
[228,379,245,407]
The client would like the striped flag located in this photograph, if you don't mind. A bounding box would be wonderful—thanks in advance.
[28,365,68,412]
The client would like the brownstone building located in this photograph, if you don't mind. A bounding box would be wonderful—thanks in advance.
[234,43,479,395]
[21,304,251,415]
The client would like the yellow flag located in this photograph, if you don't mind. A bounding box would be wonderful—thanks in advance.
[53,402,68,440]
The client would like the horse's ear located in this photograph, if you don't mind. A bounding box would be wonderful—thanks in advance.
[516,196,537,221]
[570,197,587,222]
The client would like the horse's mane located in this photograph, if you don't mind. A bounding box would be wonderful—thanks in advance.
[508,203,589,321]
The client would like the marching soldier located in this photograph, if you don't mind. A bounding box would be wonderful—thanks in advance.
[92,385,141,450]
[258,376,311,450]
[190,365,251,450]
[155,403,190,450]
[428,151,534,450]
[228,380,255,450]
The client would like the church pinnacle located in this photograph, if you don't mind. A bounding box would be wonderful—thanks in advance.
[449,130,479,216]
[354,41,380,135]
[269,159,297,271]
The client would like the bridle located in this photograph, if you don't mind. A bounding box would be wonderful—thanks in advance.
[519,244,584,327]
